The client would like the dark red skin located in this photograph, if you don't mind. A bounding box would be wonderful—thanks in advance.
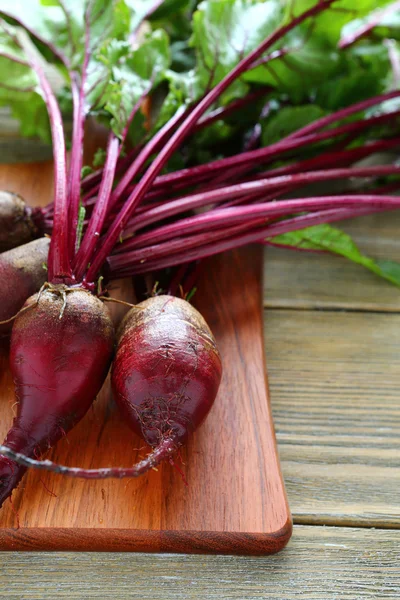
[0,237,50,335]
[0,286,114,508]
[111,295,222,449]
[0,191,39,253]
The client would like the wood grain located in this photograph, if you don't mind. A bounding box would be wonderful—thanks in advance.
[0,164,291,554]
[1,526,400,599]
[264,211,400,312]
[261,211,400,530]
[265,308,400,527]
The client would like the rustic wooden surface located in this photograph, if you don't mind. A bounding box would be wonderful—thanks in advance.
[1,526,399,599]
[0,159,399,593]
[0,164,290,553]
[264,212,400,312]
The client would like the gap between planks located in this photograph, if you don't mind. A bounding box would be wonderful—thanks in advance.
[263,304,400,315]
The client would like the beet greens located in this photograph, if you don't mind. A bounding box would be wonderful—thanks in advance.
[0,0,399,293]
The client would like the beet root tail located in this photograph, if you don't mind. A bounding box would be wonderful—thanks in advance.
[0,426,40,508]
[0,457,27,509]
[0,437,180,480]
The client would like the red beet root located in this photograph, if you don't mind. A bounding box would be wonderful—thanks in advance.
[0,296,222,481]
[0,191,39,252]
[111,295,222,462]
[0,237,50,334]
[0,286,114,507]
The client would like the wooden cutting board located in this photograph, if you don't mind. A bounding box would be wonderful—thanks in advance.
[0,163,291,554]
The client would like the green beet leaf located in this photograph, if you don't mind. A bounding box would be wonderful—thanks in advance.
[102,29,171,140]
[270,223,400,287]
[261,105,326,146]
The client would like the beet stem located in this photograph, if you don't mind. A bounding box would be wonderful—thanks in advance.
[109,195,400,275]
[128,106,400,196]
[24,50,69,282]
[284,89,400,140]
[109,104,189,211]
[257,138,400,179]
[119,165,400,239]
[67,13,91,259]
[85,0,336,282]
[74,133,120,282]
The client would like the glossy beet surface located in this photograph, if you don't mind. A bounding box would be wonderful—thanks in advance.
[0,191,37,252]
[0,238,50,334]
[111,295,222,448]
[0,286,114,507]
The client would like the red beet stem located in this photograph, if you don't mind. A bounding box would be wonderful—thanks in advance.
[109,195,400,276]
[40,134,400,243]
[85,132,400,229]
[284,89,400,140]
[126,107,400,195]
[120,165,400,237]
[85,0,336,282]
[261,205,398,238]
[255,138,400,179]
[74,134,120,282]
[81,146,142,196]
[77,90,400,207]
[109,104,190,211]
[108,195,398,271]
[251,47,290,69]
[23,49,69,283]
[195,109,400,189]
[0,438,179,480]
[67,13,91,259]
[79,91,267,201]
[114,218,270,269]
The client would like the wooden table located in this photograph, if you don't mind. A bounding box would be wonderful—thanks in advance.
[1,189,399,595]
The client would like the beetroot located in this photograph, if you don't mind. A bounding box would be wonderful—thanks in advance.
[3,0,400,497]
[0,25,119,507]
[0,191,38,252]
[0,286,114,508]
[112,295,222,452]
[0,295,222,480]
[0,237,50,334]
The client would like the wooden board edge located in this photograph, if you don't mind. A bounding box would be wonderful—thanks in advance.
[0,518,292,555]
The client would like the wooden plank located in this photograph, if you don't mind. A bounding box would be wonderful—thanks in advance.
[0,161,54,208]
[264,211,400,312]
[264,309,400,527]
[0,526,399,599]
[0,157,291,554]
[0,247,291,554]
